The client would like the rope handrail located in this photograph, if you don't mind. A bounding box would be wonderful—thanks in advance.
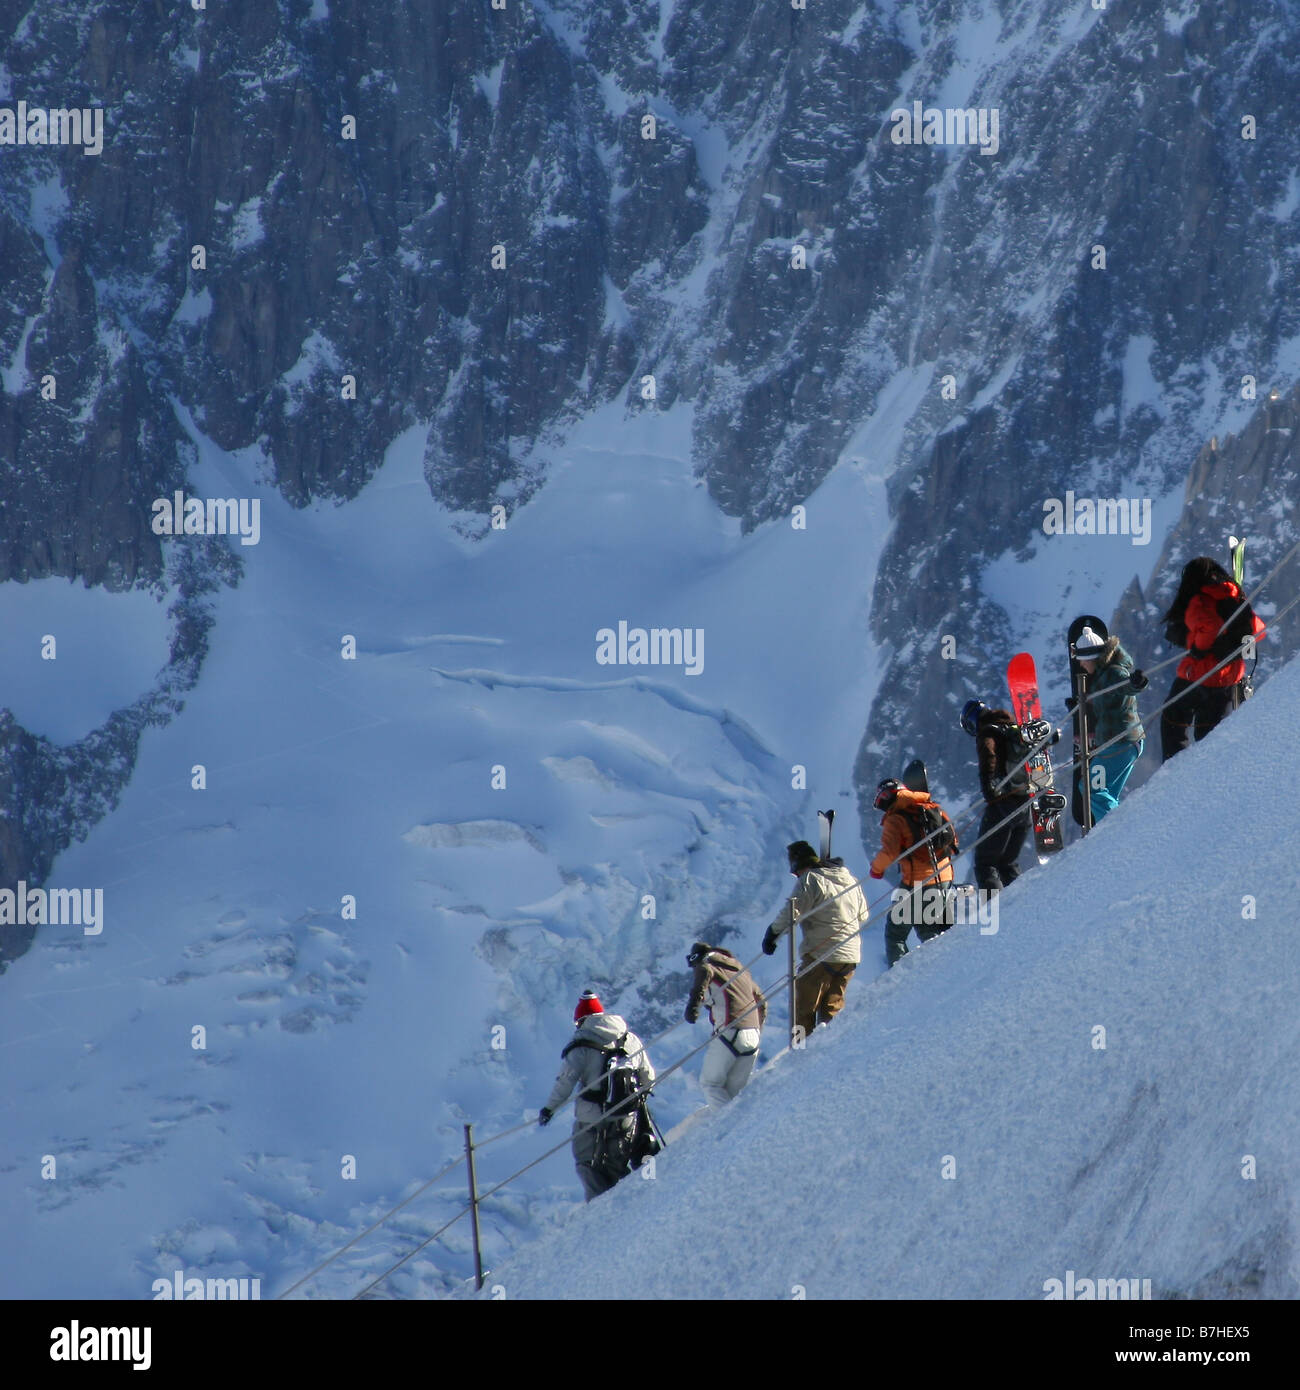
[275,1155,465,1299]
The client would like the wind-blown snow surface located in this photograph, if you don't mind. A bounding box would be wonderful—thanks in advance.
[0,403,888,1299]
[473,657,1300,1301]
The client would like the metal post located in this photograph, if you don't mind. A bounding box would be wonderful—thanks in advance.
[1074,667,1094,836]
[464,1123,484,1291]
[787,916,798,1051]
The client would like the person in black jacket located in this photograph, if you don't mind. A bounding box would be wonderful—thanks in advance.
[961,700,1032,893]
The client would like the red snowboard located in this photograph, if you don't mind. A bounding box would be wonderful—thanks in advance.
[1006,653,1066,857]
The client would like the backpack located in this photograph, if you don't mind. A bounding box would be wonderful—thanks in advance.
[902,802,957,860]
[990,724,1031,794]
[567,1032,660,1180]
[598,1037,644,1115]
[1213,593,1257,663]
[569,1032,644,1116]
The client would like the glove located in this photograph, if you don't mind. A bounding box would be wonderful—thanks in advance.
[538,1107,552,1127]
[684,1005,699,1025]
[1064,696,1077,714]
[761,928,778,956]
[1129,668,1149,691]
[869,868,883,880]
[1165,620,1189,648]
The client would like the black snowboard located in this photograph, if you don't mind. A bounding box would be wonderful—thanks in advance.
[1067,615,1109,833]
[901,758,929,794]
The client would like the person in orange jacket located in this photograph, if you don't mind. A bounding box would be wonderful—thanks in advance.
[1160,557,1266,761]
[869,779,959,966]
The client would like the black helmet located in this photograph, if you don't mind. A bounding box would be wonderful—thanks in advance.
[960,699,988,737]
[786,840,819,873]
[874,778,901,811]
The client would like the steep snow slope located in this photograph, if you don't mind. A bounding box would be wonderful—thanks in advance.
[474,655,1300,1301]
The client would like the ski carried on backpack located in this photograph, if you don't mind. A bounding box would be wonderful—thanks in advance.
[1066,615,1108,835]
[817,809,835,860]
[1228,537,1250,707]
[901,758,940,867]
[1006,653,1067,859]
[1229,535,1246,587]
[899,756,971,919]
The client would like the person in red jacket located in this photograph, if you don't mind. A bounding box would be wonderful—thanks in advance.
[1160,557,1266,761]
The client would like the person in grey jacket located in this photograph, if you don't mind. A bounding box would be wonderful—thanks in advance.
[538,990,655,1201]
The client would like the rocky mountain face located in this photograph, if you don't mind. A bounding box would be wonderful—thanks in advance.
[3,0,1300,914]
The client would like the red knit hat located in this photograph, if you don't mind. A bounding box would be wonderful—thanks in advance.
[573,989,603,1022]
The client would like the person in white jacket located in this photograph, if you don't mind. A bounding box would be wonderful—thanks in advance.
[762,840,867,1038]
[538,991,655,1201]
[684,943,766,1108]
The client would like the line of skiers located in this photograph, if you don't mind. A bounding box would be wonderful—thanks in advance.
[537,557,1266,1200]
[953,555,1264,891]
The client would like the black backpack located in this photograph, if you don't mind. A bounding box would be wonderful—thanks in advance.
[903,802,957,860]
[567,1032,661,1179]
[991,724,1032,794]
[1213,594,1257,662]
[597,1037,643,1114]
[568,1032,644,1116]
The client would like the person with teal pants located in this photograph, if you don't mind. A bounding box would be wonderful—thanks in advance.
[1070,626,1145,823]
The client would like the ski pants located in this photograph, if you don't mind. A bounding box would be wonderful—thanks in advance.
[699,1028,761,1108]
[1076,738,1142,823]
[794,956,855,1039]
[571,1098,630,1202]
[974,796,1031,893]
[1161,678,1238,761]
[885,884,954,965]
